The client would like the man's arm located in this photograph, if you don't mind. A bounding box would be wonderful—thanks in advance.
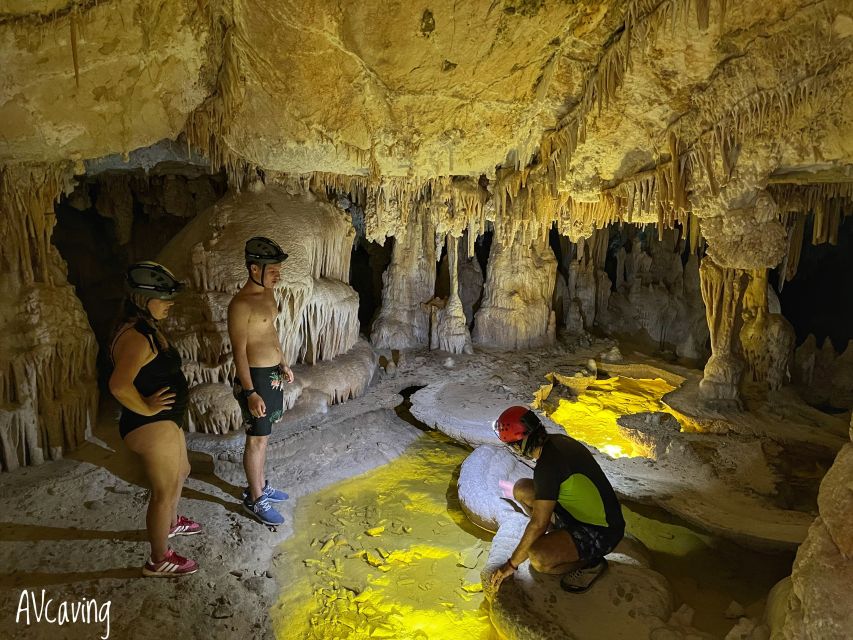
[279,353,294,383]
[227,298,254,391]
[489,499,555,591]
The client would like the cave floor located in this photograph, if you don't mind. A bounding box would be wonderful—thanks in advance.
[0,337,847,639]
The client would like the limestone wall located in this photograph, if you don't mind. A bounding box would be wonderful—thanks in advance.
[0,164,98,471]
[776,416,853,640]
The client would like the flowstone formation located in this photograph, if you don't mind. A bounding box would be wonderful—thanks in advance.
[0,165,98,472]
[156,184,364,433]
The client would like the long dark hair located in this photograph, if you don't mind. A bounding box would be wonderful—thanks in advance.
[520,412,548,457]
[110,293,169,357]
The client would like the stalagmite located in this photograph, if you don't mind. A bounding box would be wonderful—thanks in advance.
[599,228,708,359]
[371,203,437,350]
[458,245,484,327]
[0,164,99,471]
[472,228,557,350]
[573,258,598,329]
[739,270,795,391]
[793,338,853,410]
[434,236,473,355]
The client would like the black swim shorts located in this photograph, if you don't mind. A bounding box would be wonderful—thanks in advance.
[233,365,285,437]
[554,512,623,564]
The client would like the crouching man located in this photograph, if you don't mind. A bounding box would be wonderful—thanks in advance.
[489,406,624,593]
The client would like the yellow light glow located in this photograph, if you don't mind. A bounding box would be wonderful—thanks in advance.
[539,374,688,459]
[272,433,496,640]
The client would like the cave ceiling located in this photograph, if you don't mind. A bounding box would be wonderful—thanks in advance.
[0,0,852,203]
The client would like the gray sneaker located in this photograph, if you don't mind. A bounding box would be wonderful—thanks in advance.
[560,558,608,593]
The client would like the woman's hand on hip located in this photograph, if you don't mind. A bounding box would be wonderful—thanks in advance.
[143,387,175,416]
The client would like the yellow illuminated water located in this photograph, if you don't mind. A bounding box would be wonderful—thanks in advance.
[272,432,497,640]
[536,374,691,459]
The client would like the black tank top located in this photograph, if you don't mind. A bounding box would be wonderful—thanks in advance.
[114,320,189,436]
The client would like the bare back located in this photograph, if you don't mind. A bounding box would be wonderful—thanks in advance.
[228,286,282,367]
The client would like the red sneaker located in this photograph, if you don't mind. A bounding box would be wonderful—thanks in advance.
[168,516,202,538]
[142,548,199,577]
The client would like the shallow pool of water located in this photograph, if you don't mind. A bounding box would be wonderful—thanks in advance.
[272,431,497,640]
[623,501,794,637]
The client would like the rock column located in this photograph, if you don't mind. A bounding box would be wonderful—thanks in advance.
[371,204,437,349]
[472,229,556,350]
[698,256,748,408]
[697,185,789,407]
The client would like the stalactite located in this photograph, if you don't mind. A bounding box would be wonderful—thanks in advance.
[69,9,80,88]
[298,280,360,365]
[539,0,727,192]
[589,228,610,270]
[768,183,853,281]
[597,56,847,229]
[784,214,807,283]
[684,65,842,197]
[184,2,254,188]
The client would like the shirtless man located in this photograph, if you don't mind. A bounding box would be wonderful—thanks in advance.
[228,236,294,526]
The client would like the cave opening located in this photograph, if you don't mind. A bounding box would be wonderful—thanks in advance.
[349,237,393,336]
[474,228,493,280]
[777,214,853,351]
[52,167,228,386]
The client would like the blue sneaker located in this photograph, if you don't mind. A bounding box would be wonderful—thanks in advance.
[243,495,285,526]
[242,482,289,503]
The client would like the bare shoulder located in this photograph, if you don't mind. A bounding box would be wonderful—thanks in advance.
[112,325,154,360]
[228,291,252,316]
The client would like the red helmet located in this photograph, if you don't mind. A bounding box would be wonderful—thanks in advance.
[493,406,538,445]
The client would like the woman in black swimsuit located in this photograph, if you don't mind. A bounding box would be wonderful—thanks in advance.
[109,262,201,577]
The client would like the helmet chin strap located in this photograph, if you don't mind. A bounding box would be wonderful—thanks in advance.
[249,264,267,287]
[519,425,544,457]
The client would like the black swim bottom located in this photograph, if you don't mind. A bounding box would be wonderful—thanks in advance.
[233,365,285,437]
[555,516,623,564]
